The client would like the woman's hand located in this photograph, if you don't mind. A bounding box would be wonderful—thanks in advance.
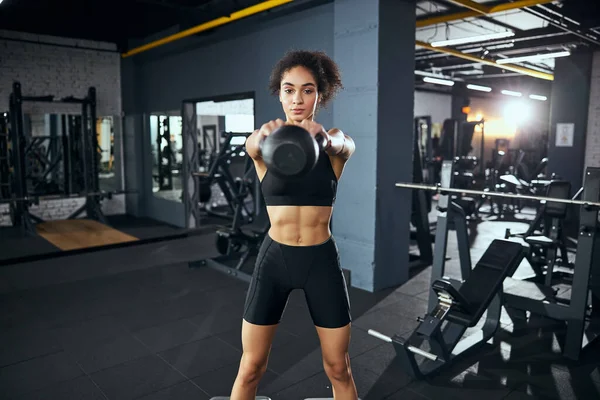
[246,119,286,160]
[293,120,331,151]
[258,119,286,139]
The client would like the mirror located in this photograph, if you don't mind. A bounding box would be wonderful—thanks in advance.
[149,111,183,202]
[196,98,255,217]
[14,113,122,197]
[97,116,121,193]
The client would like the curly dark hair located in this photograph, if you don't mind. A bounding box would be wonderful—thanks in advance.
[268,50,343,108]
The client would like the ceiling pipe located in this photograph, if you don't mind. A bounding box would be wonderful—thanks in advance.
[415,40,554,80]
[122,0,293,58]
[417,0,556,28]
[521,6,600,46]
[445,0,488,14]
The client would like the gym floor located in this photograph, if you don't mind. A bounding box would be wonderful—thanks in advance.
[1,211,599,400]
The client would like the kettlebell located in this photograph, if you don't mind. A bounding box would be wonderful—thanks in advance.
[260,125,324,179]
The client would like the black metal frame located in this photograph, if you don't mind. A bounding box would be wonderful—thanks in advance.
[157,116,174,191]
[410,116,434,268]
[428,161,473,309]
[371,162,509,378]
[189,180,267,283]
[201,132,256,222]
[503,167,600,361]
[180,91,255,229]
[7,81,106,233]
[0,113,10,200]
[375,163,600,376]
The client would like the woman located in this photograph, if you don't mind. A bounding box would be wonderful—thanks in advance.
[231,50,357,400]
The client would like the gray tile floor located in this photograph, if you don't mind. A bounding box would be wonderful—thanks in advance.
[1,210,599,399]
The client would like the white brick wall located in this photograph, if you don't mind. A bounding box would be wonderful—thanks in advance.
[585,51,600,169]
[0,194,126,226]
[0,29,121,116]
[0,30,127,226]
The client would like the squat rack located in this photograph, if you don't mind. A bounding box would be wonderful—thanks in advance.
[8,81,105,235]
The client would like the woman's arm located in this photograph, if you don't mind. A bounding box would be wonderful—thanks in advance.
[245,129,262,160]
[325,128,355,160]
[245,119,286,160]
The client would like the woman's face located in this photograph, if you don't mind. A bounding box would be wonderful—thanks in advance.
[279,66,320,123]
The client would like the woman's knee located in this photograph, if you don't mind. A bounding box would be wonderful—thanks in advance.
[323,355,351,382]
[237,354,268,386]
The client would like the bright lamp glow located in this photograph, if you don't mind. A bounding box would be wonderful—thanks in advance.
[502,90,522,97]
[529,94,548,101]
[431,31,515,47]
[467,84,492,92]
[423,77,455,86]
[496,51,571,64]
[504,101,531,126]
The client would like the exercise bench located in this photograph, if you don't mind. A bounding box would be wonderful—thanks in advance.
[369,239,525,378]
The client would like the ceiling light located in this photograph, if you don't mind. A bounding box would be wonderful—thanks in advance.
[529,94,548,101]
[467,84,492,92]
[464,43,515,54]
[431,31,515,47]
[423,77,455,86]
[496,51,571,64]
[502,90,522,97]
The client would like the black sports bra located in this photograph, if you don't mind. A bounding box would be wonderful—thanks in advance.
[260,151,338,206]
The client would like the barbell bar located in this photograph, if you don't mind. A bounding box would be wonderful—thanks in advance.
[368,329,439,361]
[0,190,137,205]
[395,182,600,209]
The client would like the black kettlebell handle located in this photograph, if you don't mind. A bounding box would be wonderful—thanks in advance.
[258,127,327,151]
[314,132,327,151]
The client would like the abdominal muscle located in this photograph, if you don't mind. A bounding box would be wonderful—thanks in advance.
[266,205,333,246]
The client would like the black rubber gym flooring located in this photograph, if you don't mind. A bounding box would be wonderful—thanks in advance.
[0,215,227,266]
[1,212,599,399]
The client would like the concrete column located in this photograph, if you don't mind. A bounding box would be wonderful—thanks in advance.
[548,52,593,191]
[584,51,600,170]
[333,0,416,292]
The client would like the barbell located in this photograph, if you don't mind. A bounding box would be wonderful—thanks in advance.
[394,182,600,209]
[0,190,136,206]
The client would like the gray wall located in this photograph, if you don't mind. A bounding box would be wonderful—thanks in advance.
[548,52,593,192]
[414,90,451,124]
[122,3,335,227]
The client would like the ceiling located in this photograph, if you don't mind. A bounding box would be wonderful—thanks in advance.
[1,0,599,98]
[415,0,600,98]
[0,0,269,50]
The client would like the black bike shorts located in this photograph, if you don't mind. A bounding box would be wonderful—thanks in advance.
[243,233,351,329]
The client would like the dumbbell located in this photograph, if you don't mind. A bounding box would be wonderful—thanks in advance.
[260,125,326,179]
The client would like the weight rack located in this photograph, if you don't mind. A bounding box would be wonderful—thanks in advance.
[7,81,105,235]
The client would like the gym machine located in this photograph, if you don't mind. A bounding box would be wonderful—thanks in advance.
[370,239,523,378]
[505,180,574,283]
[502,167,600,361]
[437,119,482,220]
[7,81,108,235]
[197,132,258,224]
[369,163,525,377]
[423,160,475,309]
[190,136,268,283]
[409,116,434,267]
[370,166,600,377]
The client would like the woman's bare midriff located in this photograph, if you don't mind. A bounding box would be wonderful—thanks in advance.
[266,205,333,246]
